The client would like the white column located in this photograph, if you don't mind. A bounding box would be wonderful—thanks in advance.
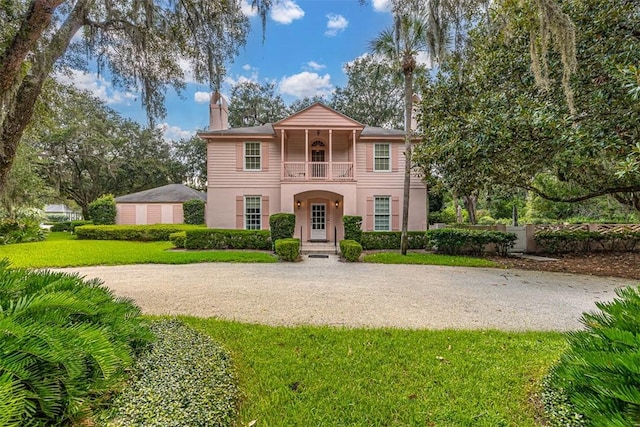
[280,129,285,180]
[305,129,309,181]
[329,129,333,181]
[352,129,357,180]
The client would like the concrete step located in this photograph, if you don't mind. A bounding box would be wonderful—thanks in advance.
[300,243,339,255]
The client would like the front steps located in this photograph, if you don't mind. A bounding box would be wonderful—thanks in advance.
[300,241,339,255]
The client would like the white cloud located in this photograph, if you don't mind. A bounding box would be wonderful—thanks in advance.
[279,72,333,98]
[240,0,257,16]
[372,0,392,12]
[157,123,195,141]
[242,64,252,71]
[55,69,136,105]
[194,91,210,103]
[177,58,198,84]
[271,0,304,24]
[325,13,348,36]
[306,61,326,71]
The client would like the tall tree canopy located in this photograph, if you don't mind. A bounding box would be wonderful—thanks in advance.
[228,81,288,127]
[0,0,270,188]
[416,0,640,212]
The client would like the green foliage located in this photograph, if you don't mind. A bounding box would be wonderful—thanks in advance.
[269,213,296,247]
[426,228,517,256]
[544,286,640,426]
[170,231,187,249]
[275,238,300,261]
[75,224,203,241]
[535,230,640,253]
[429,209,457,225]
[228,81,289,127]
[185,229,271,250]
[343,215,363,242]
[88,194,116,225]
[0,260,151,425]
[104,320,238,427]
[339,239,363,262]
[50,220,92,232]
[360,231,426,250]
[183,199,205,225]
[0,218,45,245]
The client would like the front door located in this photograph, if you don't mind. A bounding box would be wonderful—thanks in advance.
[310,203,326,240]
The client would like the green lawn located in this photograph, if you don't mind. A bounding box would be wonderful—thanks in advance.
[364,251,500,268]
[0,232,277,268]
[185,317,565,426]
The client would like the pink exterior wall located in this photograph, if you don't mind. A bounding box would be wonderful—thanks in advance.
[116,203,185,225]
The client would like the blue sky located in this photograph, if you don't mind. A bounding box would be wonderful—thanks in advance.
[57,0,396,140]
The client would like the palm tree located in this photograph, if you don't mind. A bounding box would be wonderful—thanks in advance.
[370,13,429,255]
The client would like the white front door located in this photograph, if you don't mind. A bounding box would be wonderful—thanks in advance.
[310,203,326,240]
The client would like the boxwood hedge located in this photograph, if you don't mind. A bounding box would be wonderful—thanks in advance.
[360,231,426,250]
[185,229,271,250]
[75,224,204,241]
[340,239,363,262]
[275,238,300,261]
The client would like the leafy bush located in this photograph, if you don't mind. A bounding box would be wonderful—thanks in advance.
[360,231,426,250]
[340,239,362,262]
[170,231,186,248]
[105,319,238,427]
[183,199,206,225]
[543,286,640,426]
[535,230,640,253]
[275,238,300,261]
[0,218,45,244]
[50,220,92,232]
[269,213,296,248]
[343,216,363,242]
[426,228,516,256]
[88,194,116,225]
[0,260,151,426]
[185,229,271,250]
[429,210,457,224]
[75,224,203,241]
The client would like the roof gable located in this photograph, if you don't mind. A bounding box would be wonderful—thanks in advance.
[275,103,364,129]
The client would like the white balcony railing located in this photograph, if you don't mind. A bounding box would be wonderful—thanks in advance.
[282,162,354,181]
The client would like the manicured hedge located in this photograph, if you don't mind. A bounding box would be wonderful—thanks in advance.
[426,228,517,256]
[535,230,640,253]
[50,220,92,232]
[269,213,296,247]
[360,231,426,250]
[183,199,206,225]
[88,194,116,225]
[340,239,362,262]
[275,238,300,261]
[170,231,186,248]
[185,229,271,250]
[343,216,363,242]
[75,224,204,241]
[105,320,238,427]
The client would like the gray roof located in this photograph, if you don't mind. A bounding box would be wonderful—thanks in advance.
[115,184,206,203]
[361,126,405,137]
[199,123,276,136]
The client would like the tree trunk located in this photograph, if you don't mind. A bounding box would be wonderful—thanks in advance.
[463,195,478,225]
[400,65,413,255]
[0,1,87,189]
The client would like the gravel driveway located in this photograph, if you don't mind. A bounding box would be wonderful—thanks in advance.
[56,256,633,331]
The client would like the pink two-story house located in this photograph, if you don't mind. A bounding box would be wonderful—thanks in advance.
[198,94,426,243]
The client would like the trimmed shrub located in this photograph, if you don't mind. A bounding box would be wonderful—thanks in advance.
[88,194,116,225]
[340,239,362,262]
[183,199,206,225]
[429,210,456,225]
[426,228,516,256]
[343,215,363,242]
[275,238,300,261]
[105,320,238,427]
[170,231,186,248]
[50,220,92,232]
[0,260,152,426]
[75,224,203,241]
[0,218,45,245]
[185,229,271,250]
[543,286,640,426]
[360,231,426,250]
[269,213,296,247]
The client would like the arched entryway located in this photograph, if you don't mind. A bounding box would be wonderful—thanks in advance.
[294,190,343,243]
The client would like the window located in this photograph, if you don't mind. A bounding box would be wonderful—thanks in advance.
[374,196,391,231]
[374,143,390,171]
[244,196,261,230]
[244,142,261,170]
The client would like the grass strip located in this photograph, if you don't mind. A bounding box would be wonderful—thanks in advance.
[184,317,565,426]
[0,232,276,268]
[364,251,500,268]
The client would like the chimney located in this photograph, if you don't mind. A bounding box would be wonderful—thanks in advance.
[209,91,229,130]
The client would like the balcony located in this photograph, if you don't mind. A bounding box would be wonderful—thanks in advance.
[282,162,354,182]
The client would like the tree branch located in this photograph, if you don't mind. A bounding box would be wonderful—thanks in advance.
[527,184,640,203]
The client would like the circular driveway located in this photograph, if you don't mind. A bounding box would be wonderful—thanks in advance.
[57,256,633,331]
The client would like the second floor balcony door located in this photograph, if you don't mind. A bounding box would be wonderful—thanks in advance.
[311,149,326,178]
